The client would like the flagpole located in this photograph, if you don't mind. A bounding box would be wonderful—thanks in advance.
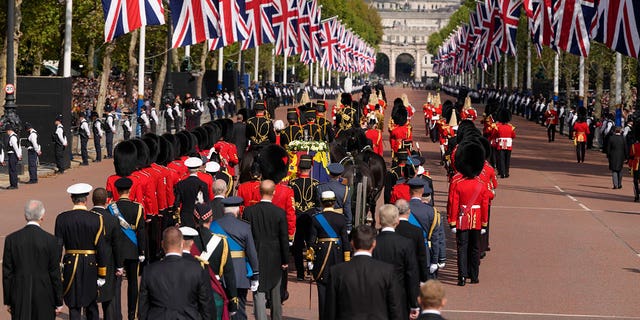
[63,0,72,77]
[553,52,559,100]
[322,67,325,87]
[254,47,259,83]
[185,46,190,60]
[315,61,319,86]
[493,62,497,88]
[526,41,532,91]
[137,25,146,137]
[615,53,622,105]
[283,52,288,84]
[309,62,313,87]
[513,53,518,89]
[578,56,585,107]
[271,48,276,82]
[218,48,224,92]
[503,54,508,89]
[481,66,485,88]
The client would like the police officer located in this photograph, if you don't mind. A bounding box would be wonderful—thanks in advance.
[309,191,350,320]
[290,155,318,280]
[25,122,41,183]
[55,183,108,320]
[109,177,146,320]
[92,111,103,162]
[78,114,90,166]
[53,115,67,174]
[245,102,275,148]
[122,112,132,140]
[5,125,21,189]
[316,163,352,232]
[210,197,260,320]
[149,102,159,134]
[104,106,116,159]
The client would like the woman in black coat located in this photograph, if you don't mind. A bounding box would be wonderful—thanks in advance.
[607,126,628,189]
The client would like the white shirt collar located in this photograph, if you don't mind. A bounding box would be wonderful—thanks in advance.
[421,309,441,315]
[399,217,408,221]
[410,197,422,201]
[26,221,40,227]
[165,252,182,257]
[93,206,106,209]
[215,195,225,199]
[353,251,372,257]
[260,199,272,203]
[381,227,395,232]
[182,250,191,254]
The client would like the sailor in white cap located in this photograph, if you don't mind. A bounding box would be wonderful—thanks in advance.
[55,183,108,320]
[173,157,210,228]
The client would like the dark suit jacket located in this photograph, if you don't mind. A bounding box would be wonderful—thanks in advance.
[396,220,429,282]
[243,200,289,291]
[3,224,63,320]
[417,312,446,320]
[92,206,123,302]
[325,255,403,320]
[232,122,247,160]
[209,196,225,221]
[373,230,420,317]
[138,254,213,320]
[174,175,211,228]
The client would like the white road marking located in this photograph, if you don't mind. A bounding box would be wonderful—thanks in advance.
[492,205,595,212]
[446,309,640,319]
[566,195,578,202]
[578,203,592,211]
[554,185,565,192]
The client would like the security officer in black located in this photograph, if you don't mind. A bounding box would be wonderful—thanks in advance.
[290,155,319,280]
[280,108,301,147]
[53,114,68,174]
[245,102,275,148]
[25,122,41,183]
[78,114,91,165]
[4,124,21,189]
[315,101,334,142]
[92,111,103,162]
[309,190,350,320]
[384,150,415,204]
[302,109,322,141]
[104,106,116,159]
[109,177,146,320]
[316,163,352,231]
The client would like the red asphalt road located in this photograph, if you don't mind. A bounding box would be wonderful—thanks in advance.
[1,87,639,319]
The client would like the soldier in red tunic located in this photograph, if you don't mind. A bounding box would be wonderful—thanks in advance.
[365,118,383,156]
[544,101,559,142]
[573,108,590,163]
[106,140,143,203]
[628,126,640,201]
[389,98,412,156]
[493,109,516,178]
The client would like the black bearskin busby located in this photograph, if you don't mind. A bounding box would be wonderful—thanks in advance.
[113,140,138,177]
[391,98,408,126]
[454,140,486,178]
[175,131,191,157]
[193,126,210,151]
[130,138,151,169]
[142,135,160,164]
[156,136,174,166]
[497,108,512,123]
[258,144,289,184]
[162,133,181,160]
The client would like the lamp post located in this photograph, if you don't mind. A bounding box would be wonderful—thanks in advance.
[162,4,175,107]
[1,0,21,133]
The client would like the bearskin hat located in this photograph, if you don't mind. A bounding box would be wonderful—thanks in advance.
[176,131,191,157]
[156,136,174,166]
[130,138,151,169]
[577,107,587,122]
[203,121,223,144]
[469,136,492,161]
[497,108,512,123]
[456,120,480,143]
[258,144,289,184]
[392,98,408,126]
[221,118,234,141]
[193,126,210,151]
[113,140,138,177]
[142,136,160,164]
[202,125,216,147]
[454,141,486,178]
[162,133,181,160]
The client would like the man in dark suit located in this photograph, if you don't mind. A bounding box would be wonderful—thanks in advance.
[3,200,63,320]
[373,204,420,320]
[243,180,289,320]
[325,225,403,320]
[174,157,211,227]
[394,199,429,282]
[209,179,227,220]
[138,227,214,320]
[417,280,447,320]
[110,178,146,320]
[91,188,123,320]
[232,113,247,161]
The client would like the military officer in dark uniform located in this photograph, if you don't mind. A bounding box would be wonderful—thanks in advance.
[384,150,415,204]
[245,102,275,148]
[316,163,352,231]
[192,204,238,318]
[210,197,260,320]
[290,155,319,280]
[90,188,123,320]
[302,110,323,141]
[109,177,146,320]
[280,108,301,146]
[174,157,211,228]
[54,183,108,320]
[316,101,335,142]
[309,191,351,320]
[206,161,234,197]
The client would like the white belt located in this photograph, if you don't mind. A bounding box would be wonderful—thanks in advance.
[462,205,481,209]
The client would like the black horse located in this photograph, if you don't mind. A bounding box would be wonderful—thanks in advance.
[330,128,386,227]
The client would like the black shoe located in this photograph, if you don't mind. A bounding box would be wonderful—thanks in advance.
[80,163,89,166]
[486,246,491,251]
[618,185,622,189]
[457,277,466,286]
[505,174,510,178]
[634,197,639,202]
[612,186,618,189]
[296,273,305,281]
[470,278,479,284]
[25,181,37,184]
[57,171,64,174]
[6,186,18,190]
[480,252,487,259]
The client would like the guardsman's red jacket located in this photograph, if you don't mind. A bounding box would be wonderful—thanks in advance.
[365,128,384,156]
[390,124,412,153]
[494,123,516,151]
[273,183,296,240]
[214,140,239,177]
[447,174,491,231]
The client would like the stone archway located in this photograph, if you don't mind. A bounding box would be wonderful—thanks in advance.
[374,53,390,79]
[395,53,415,83]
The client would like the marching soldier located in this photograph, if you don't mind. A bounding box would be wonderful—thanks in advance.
[246,102,275,148]
[25,122,41,183]
[290,155,319,280]
[389,98,412,156]
[4,125,21,189]
[384,150,414,204]
[213,126,240,178]
[55,183,108,320]
[92,111,104,162]
[365,118,383,156]
[309,191,351,320]
[302,109,322,141]
[316,163,352,232]
[494,109,516,177]
[280,108,302,147]
[545,102,558,142]
[53,114,68,174]
[335,94,356,137]
[210,197,262,320]
[110,178,146,320]
[78,114,91,166]
[105,106,116,159]
[316,101,334,142]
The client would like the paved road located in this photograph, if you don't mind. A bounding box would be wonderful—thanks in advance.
[1,86,639,319]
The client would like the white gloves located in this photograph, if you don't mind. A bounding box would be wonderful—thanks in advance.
[429,264,438,274]
[481,228,487,235]
[288,241,294,247]
[307,261,314,271]
[250,280,259,292]
[97,278,106,287]
[437,262,446,269]
[139,255,146,263]
[451,227,457,234]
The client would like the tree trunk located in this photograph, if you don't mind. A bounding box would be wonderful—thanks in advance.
[172,47,180,72]
[196,43,207,97]
[86,40,95,79]
[153,50,168,107]
[0,37,7,109]
[126,30,139,109]
[595,63,603,118]
[97,42,115,115]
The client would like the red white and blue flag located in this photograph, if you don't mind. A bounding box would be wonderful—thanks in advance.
[300,0,321,63]
[551,0,598,56]
[273,0,299,56]
[170,0,219,48]
[527,0,554,55]
[209,0,250,50]
[496,0,523,55]
[320,18,339,69]
[241,0,277,50]
[590,0,640,58]
[102,0,165,42]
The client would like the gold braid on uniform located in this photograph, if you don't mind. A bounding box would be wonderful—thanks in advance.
[250,119,270,144]
[215,234,229,276]
[292,179,318,212]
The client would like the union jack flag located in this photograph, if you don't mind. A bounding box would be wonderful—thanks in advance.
[209,0,250,50]
[496,0,523,55]
[551,0,598,56]
[273,0,299,56]
[241,0,277,50]
[170,0,219,48]
[320,18,339,69]
[300,0,321,63]
[527,0,554,55]
[296,0,311,55]
[102,0,165,42]
[590,0,640,58]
